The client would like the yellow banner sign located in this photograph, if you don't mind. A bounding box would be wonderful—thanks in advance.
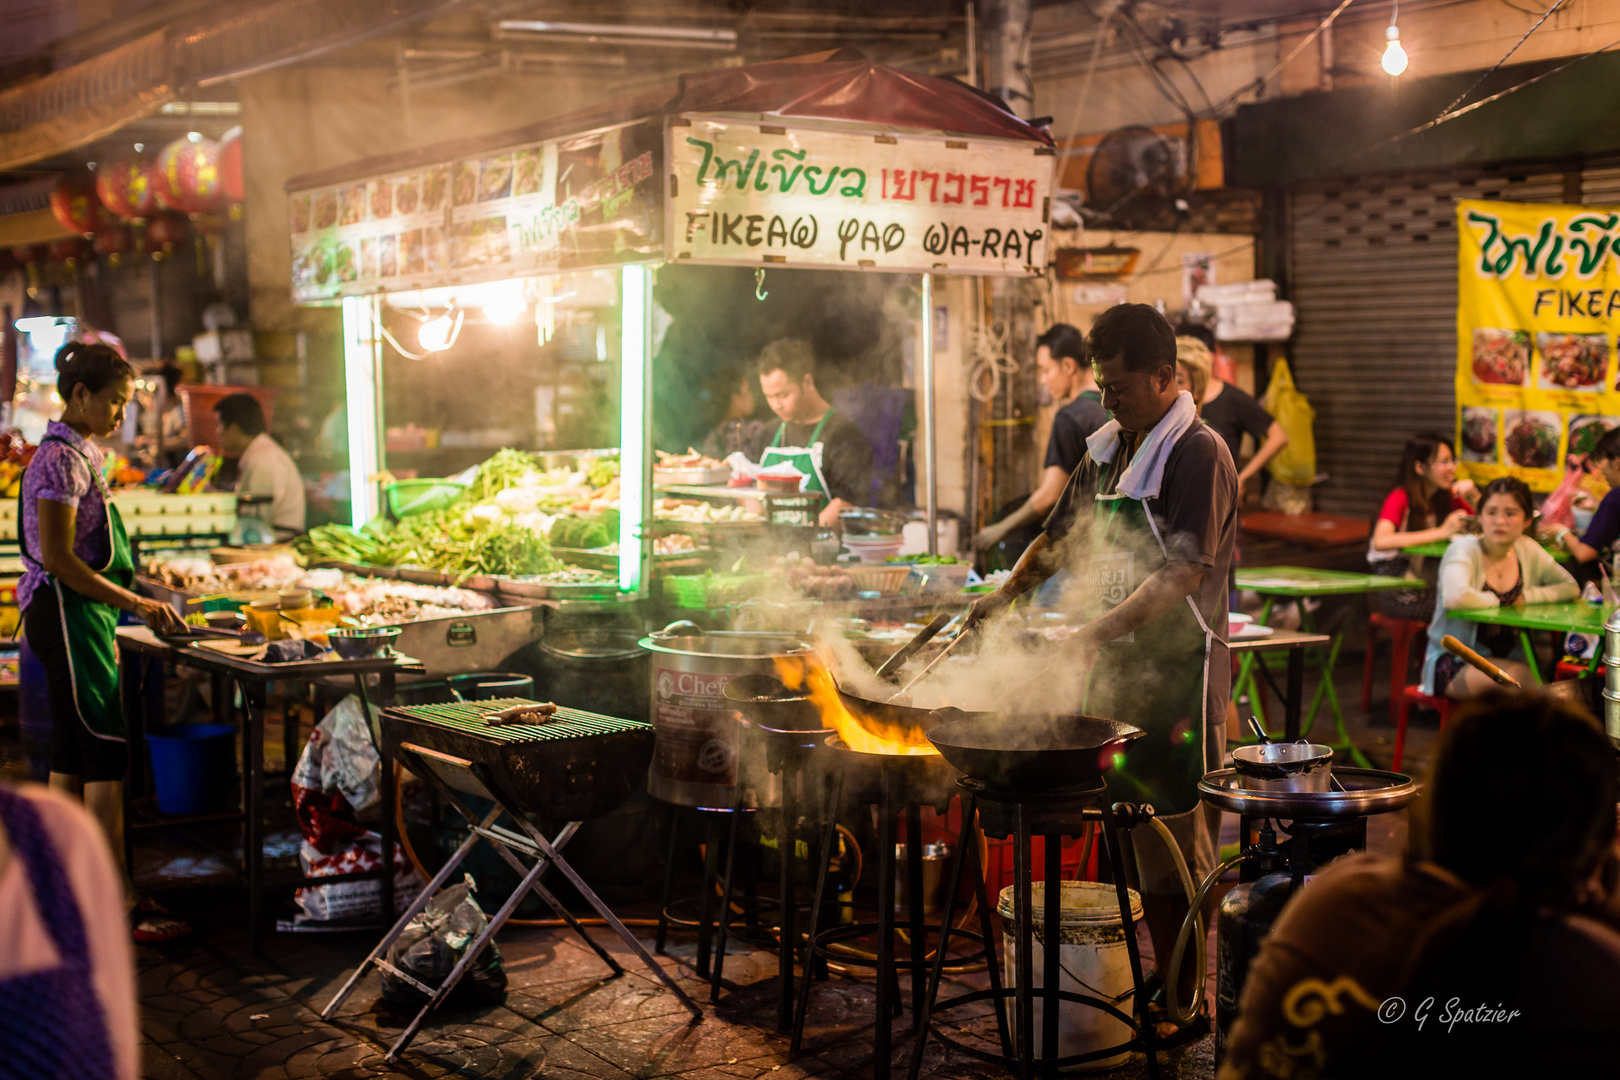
[1456,198,1620,491]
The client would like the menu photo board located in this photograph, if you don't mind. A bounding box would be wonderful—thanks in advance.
[288,122,663,303]
[1455,198,1620,492]
[665,114,1053,276]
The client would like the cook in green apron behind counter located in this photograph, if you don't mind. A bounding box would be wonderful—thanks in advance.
[18,341,190,943]
[755,338,874,529]
[965,304,1237,1035]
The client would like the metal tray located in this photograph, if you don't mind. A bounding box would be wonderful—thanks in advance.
[495,576,619,600]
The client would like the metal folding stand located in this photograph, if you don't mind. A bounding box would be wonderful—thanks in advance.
[324,742,702,1062]
[907,780,1160,1080]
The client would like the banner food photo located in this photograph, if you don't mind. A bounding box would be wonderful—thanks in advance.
[1456,198,1620,491]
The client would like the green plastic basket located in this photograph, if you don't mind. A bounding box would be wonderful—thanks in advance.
[386,478,467,518]
[662,573,768,610]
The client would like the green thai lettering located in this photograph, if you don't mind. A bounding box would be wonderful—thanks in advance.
[838,168,867,198]
[686,137,760,189]
[770,148,807,192]
[1568,215,1619,276]
[1467,211,1503,276]
[803,166,837,196]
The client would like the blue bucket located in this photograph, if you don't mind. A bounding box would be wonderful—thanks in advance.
[146,724,236,815]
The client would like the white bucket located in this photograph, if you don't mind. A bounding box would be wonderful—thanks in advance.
[997,880,1144,1071]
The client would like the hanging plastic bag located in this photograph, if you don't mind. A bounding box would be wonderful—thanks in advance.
[379,876,507,1013]
[290,694,381,853]
[1260,358,1317,488]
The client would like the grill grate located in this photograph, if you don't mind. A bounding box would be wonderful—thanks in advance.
[385,698,649,744]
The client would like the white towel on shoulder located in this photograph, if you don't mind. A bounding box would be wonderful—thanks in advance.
[1085,391,1199,500]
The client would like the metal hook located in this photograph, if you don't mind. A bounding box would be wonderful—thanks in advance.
[755,267,769,301]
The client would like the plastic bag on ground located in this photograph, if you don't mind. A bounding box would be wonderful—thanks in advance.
[379,875,507,1013]
[293,832,422,923]
[290,694,381,853]
[1260,358,1317,489]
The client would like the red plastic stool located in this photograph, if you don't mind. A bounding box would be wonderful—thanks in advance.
[1364,613,1428,725]
[1555,659,1605,682]
[1394,685,1452,772]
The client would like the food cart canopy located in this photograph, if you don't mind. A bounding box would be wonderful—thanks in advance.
[286,54,1055,302]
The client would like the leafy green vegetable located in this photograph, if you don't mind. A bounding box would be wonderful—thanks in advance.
[886,554,959,565]
[586,455,620,489]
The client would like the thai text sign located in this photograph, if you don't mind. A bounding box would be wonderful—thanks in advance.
[666,115,1052,275]
[287,122,661,303]
[1456,198,1620,491]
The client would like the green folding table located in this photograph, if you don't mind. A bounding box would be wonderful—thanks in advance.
[1233,567,1414,767]
[1402,539,1570,562]
[1445,601,1612,683]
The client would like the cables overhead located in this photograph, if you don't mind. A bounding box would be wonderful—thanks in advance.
[1433,0,1568,119]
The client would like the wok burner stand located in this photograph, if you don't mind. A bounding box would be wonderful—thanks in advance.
[907,779,1161,1080]
[791,758,995,1080]
[654,806,769,983]
[325,745,701,1062]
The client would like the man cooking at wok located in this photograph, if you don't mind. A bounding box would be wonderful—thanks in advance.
[965,303,1237,1035]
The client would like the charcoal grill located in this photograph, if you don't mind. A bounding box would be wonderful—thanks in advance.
[324,698,701,1060]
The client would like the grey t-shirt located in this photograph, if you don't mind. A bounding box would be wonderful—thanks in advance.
[1043,420,1238,641]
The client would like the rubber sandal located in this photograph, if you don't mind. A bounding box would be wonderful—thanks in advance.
[131,897,191,944]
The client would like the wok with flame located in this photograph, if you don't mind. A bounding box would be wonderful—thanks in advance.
[926,707,1142,790]
[774,657,939,756]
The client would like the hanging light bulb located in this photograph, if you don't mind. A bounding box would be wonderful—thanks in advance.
[418,309,463,352]
[481,280,527,325]
[1381,24,1408,76]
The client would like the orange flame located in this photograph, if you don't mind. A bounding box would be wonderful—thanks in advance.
[775,657,939,756]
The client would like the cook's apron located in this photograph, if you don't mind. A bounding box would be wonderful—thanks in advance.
[1079,466,1214,816]
[19,437,134,744]
[760,409,834,496]
[0,785,119,1077]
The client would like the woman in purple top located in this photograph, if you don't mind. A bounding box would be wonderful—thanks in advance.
[20,342,188,942]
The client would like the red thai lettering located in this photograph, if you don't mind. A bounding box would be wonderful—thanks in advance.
[970,175,990,206]
[943,172,965,204]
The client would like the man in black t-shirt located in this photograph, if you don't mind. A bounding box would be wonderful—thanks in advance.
[756,339,874,527]
[973,323,1109,551]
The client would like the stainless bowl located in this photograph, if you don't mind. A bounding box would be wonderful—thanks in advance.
[327,625,401,659]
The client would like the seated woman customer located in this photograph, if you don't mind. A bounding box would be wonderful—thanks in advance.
[1543,424,1620,572]
[1367,433,1478,620]
[1220,693,1620,1078]
[1425,477,1577,699]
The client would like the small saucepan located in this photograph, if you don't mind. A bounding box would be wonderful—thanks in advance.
[1231,741,1335,793]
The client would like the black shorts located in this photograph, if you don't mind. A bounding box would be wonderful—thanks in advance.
[23,585,128,783]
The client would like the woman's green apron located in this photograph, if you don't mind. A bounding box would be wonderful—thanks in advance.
[760,410,835,496]
[1080,452,1214,816]
[20,436,134,743]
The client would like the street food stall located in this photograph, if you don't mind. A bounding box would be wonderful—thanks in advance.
[270,56,1054,623]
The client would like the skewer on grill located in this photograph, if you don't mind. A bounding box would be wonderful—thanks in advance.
[483,702,560,726]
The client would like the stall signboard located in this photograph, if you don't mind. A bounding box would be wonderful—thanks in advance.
[288,123,663,303]
[665,114,1052,276]
[1456,198,1620,492]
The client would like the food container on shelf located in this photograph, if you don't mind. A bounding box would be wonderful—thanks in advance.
[845,566,911,596]
[655,466,732,486]
[756,474,804,495]
[243,600,286,641]
[842,534,905,564]
[908,563,972,594]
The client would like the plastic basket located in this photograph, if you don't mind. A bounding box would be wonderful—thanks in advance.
[663,573,768,609]
[846,566,911,595]
[386,478,468,518]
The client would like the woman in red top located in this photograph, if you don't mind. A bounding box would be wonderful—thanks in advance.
[1367,433,1477,620]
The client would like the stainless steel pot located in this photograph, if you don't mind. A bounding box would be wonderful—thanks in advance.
[638,629,815,808]
[1231,742,1334,793]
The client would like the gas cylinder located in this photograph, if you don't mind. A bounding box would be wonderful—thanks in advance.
[1214,871,1294,1061]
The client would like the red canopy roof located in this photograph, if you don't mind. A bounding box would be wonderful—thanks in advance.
[288,55,1052,192]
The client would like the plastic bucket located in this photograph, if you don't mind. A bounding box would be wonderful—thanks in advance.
[544,629,648,723]
[146,724,236,815]
[997,880,1145,1071]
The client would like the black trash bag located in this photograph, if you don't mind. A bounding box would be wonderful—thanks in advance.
[378,875,507,1012]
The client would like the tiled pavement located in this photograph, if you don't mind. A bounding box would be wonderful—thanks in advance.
[133,885,1219,1080]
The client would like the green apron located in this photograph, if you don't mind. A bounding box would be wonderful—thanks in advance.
[1080,449,1215,816]
[760,410,835,496]
[20,436,134,743]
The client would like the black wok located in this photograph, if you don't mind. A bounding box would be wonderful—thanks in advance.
[833,675,941,740]
[926,708,1144,790]
[723,673,829,733]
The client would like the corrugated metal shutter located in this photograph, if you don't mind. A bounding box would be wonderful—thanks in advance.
[1287,166,1567,517]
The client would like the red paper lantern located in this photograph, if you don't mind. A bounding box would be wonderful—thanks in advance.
[153,136,226,215]
[50,173,109,236]
[48,237,86,265]
[218,126,244,204]
[96,155,157,220]
[146,209,190,254]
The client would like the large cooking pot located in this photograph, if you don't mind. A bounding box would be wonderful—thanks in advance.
[724,674,833,810]
[638,628,815,808]
[1231,742,1334,793]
